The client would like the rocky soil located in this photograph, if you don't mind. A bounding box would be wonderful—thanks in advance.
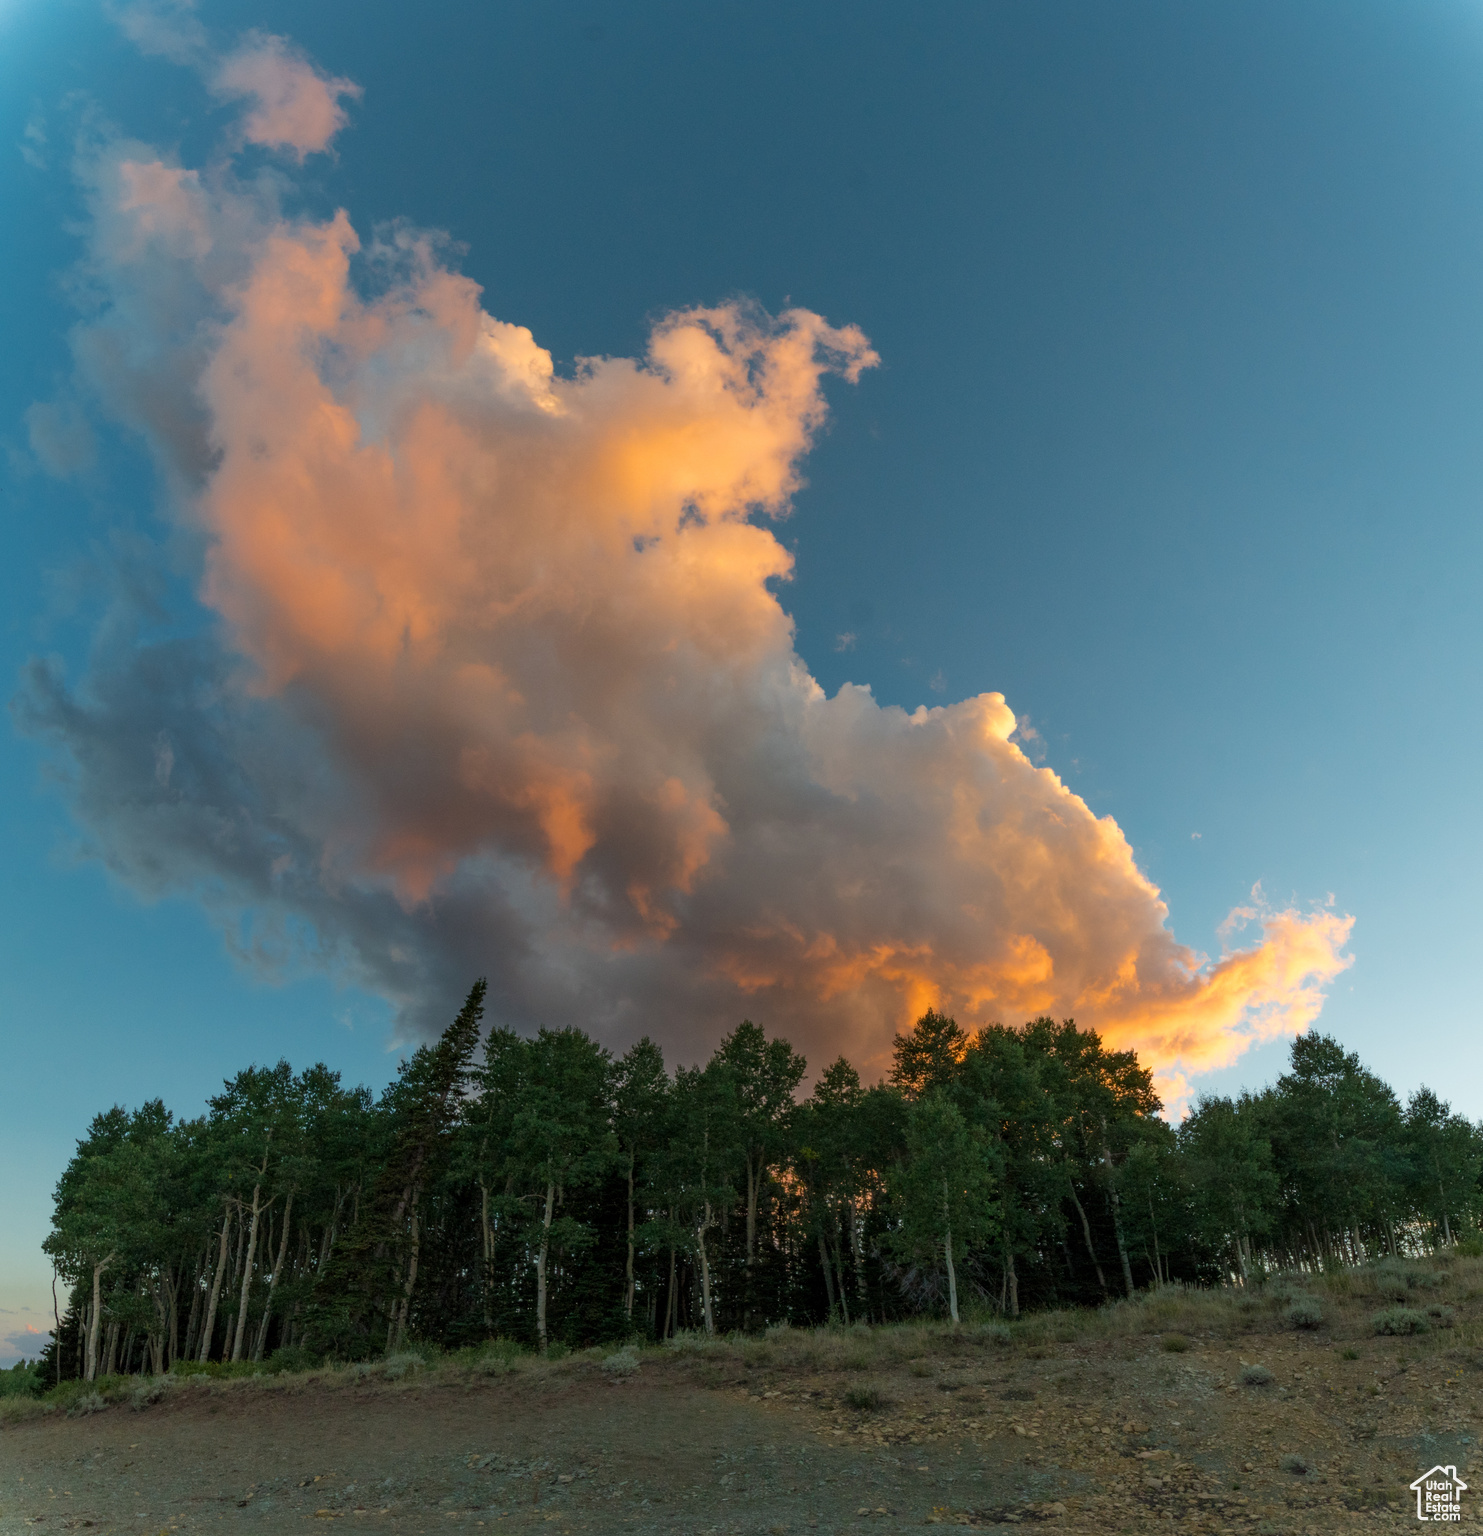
[3,1268,1479,1533]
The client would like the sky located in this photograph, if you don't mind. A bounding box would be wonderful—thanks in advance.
[2,0,1482,1364]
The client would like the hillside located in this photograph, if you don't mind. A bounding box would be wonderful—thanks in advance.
[3,1255,1478,1533]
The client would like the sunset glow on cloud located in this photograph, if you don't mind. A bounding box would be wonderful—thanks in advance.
[18,34,1353,1095]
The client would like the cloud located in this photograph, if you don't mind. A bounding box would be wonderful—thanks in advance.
[24,399,97,479]
[834,631,857,652]
[14,49,1354,1091]
[212,34,361,160]
[20,111,47,171]
[106,0,207,65]
[0,1323,50,1367]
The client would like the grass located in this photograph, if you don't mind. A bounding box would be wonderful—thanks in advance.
[10,1249,1483,1428]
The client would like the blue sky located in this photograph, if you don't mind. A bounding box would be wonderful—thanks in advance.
[3,0,1483,1361]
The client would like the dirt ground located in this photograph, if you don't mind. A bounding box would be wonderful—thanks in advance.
[3,1281,1480,1534]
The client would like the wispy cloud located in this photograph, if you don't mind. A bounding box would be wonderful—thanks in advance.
[212,34,361,161]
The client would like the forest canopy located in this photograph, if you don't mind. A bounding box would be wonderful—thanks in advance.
[37,983,1483,1385]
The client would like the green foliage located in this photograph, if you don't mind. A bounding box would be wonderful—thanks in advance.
[1371,1306,1430,1335]
[0,1360,45,1398]
[1161,1333,1189,1352]
[37,1003,1483,1383]
[1241,1364,1273,1386]
[1285,1297,1324,1330]
[889,1089,999,1322]
[170,1358,264,1379]
[264,1345,319,1374]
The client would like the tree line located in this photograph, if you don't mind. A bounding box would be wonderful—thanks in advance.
[39,980,1483,1383]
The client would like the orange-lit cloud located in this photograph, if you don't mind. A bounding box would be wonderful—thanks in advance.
[19,40,1353,1096]
[212,34,361,161]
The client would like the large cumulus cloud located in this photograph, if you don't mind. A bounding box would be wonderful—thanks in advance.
[16,33,1352,1090]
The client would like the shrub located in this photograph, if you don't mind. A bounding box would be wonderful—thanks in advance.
[1425,1304,1456,1328]
[600,1346,641,1376]
[170,1358,262,1380]
[0,1361,45,1399]
[1279,1454,1311,1476]
[381,1352,424,1380]
[1285,1298,1324,1331]
[844,1386,887,1411]
[1373,1273,1412,1303]
[1453,1236,1483,1258]
[1264,1275,1310,1306]
[545,1341,571,1361]
[128,1378,166,1410]
[264,1345,318,1375]
[1371,1307,1429,1336]
[1162,1334,1189,1353]
[0,1395,45,1425]
[1340,1347,1360,1360]
[1241,1364,1273,1387]
[472,1342,527,1378]
[970,1323,1013,1347]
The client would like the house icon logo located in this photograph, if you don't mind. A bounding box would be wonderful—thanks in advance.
[1410,1465,1466,1521]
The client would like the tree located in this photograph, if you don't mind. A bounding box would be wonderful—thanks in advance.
[1021,1017,1160,1299]
[890,1009,968,1100]
[955,1026,1066,1315]
[612,1038,670,1322]
[305,982,485,1357]
[45,1104,179,1380]
[713,1020,806,1326]
[798,1058,903,1323]
[1403,1088,1483,1248]
[506,1028,614,1352]
[889,1089,998,1323]
[1179,1094,1277,1280]
[1266,1033,1408,1265]
[654,1062,740,1335]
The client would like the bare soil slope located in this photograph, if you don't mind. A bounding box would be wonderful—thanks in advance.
[4,1262,1480,1534]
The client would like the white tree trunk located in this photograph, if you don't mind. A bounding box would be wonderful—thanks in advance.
[231,1182,265,1362]
[535,1179,555,1353]
[85,1254,114,1382]
[745,1155,758,1265]
[625,1153,637,1320]
[944,1226,959,1325]
[253,1190,293,1362]
[697,1203,716,1335]
[198,1206,231,1363]
[943,1182,959,1325]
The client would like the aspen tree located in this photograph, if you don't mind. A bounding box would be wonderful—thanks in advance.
[889,1090,998,1324]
